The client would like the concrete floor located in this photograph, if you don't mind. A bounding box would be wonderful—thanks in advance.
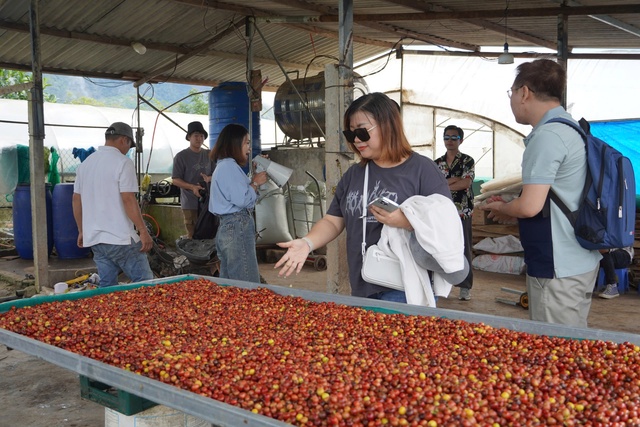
[0,254,97,291]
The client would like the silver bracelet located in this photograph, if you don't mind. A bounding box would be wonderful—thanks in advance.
[300,236,314,253]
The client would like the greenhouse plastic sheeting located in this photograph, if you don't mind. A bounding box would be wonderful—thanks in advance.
[591,119,640,206]
[0,145,18,194]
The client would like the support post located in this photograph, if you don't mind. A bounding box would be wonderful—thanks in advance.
[28,0,49,292]
[135,85,143,201]
[246,17,255,154]
[557,12,569,108]
[324,65,351,295]
[321,0,356,295]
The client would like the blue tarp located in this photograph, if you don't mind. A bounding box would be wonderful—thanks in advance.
[591,119,640,207]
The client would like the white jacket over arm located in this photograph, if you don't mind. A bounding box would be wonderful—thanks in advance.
[377,194,466,306]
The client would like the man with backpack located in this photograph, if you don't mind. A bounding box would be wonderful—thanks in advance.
[480,59,601,328]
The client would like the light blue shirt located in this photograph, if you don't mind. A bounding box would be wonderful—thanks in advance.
[209,158,257,215]
[522,106,601,278]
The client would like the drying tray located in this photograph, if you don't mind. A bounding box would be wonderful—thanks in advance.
[1,275,639,427]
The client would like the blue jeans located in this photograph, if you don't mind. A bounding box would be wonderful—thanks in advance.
[216,210,260,283]
[368,290,407,303]
[91,239,153,288]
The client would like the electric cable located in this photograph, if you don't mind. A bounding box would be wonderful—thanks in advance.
[142,213,160,238]
[141,89,213,177]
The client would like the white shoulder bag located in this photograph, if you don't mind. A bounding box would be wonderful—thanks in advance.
[360,163,405,290]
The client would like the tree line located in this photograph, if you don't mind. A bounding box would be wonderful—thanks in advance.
[0,69,208,115]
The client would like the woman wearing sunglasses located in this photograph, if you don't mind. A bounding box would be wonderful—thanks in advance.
[276,92,452,303]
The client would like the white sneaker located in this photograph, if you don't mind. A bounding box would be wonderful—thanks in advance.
[599,283,619,299]
[459,288,471,301]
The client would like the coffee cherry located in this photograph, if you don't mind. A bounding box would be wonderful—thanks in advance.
[1,278,639,426]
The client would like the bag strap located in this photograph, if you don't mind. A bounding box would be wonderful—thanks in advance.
[548,191,575,224]
[545,117,590,227]
[546,117,587,140]
[362,163,369,261]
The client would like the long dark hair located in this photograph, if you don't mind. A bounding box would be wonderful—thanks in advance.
[343,92,413,165]
[209,124,249,166]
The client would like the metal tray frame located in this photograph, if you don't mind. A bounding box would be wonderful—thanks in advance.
[1,274,639,427]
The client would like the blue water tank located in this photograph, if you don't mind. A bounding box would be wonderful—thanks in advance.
[209,82,261,173]
[12,183,54,259]
[52,183,91,259]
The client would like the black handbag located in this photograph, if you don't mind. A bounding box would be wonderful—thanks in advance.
[192,181,219,240]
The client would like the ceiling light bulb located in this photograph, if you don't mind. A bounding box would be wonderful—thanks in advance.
[498,42,514,64]
[131,42,147,55]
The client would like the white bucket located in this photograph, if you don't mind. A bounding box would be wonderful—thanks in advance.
[53,282,68,294]
[105,405,210,427]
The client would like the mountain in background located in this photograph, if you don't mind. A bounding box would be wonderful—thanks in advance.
[44,74,275,120]
[45,74,210,111]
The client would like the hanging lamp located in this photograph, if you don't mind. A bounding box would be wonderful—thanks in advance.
[498,43,514,64]
[498,3,514,64]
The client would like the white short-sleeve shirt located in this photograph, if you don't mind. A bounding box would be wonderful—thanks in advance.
[74,146,139,246]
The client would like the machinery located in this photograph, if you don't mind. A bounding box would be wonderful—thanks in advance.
[146,179,180,204]
[273,71,369,146]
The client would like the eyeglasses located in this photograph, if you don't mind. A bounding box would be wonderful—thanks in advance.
[507,86,521,99]
[342,125,377,143]
[508,85,535,98]
[443,135,461,141]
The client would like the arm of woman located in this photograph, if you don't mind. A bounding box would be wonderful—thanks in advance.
[275,214,345,277]
[219,165,260,209]
[369,205,412,230]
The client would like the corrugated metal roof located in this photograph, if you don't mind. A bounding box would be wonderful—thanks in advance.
[0,0,639,91]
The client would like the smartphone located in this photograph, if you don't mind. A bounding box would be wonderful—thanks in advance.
[367,196,400,213]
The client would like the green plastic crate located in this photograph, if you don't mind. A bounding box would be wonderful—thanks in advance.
[79,375,157,415]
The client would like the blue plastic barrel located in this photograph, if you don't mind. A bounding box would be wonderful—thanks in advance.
[12,183,54,259]
[52,183,90,259]
[209,82,261,173]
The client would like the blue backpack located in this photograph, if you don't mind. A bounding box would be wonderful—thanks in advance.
[548,117,636,250]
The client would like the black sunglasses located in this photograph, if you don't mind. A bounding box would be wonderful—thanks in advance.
[342,125,377,143]
[443,135,461,141]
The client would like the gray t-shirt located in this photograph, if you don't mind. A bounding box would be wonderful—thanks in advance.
[172,148,214,210]
[327,153,451,298]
